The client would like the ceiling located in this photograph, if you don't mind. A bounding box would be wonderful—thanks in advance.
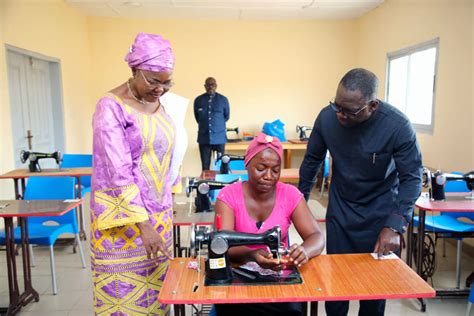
[65,0,385,20]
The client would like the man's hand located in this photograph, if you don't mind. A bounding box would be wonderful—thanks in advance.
[137,221,173,260]
[373,227,400,258]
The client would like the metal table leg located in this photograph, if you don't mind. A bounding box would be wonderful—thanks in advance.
[1,217,39,315]
[416,209,427,312]
[76,176,87,241]
[406,219,414,267]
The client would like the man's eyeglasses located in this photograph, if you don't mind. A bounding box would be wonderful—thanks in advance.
[140,71,174,89]
[329,100,372,118]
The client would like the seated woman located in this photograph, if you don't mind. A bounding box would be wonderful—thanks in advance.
[214,132,325,316]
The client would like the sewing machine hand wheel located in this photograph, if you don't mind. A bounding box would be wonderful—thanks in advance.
[20,150,29,164]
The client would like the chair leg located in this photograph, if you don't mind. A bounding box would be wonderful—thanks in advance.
[49,245,58,295]
[29,245,36,267]
[466,303,472,316]
[443,238,446,257]
[456,239,462,289]
[76,234,87,268]
[320,177,326,198]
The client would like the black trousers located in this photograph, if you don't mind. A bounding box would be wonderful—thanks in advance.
[199,143,225,171]
[325,300,386,316]
[325,218,387,316]
[215,302,303,316]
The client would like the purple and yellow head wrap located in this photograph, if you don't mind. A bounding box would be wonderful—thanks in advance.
[244,132,284,167]
[124,32,175,72]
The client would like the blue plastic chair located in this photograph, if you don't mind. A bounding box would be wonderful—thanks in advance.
[0,177,86,294]
[60,154,92,194]
[467,285,474,316]
[213,159,246,174]
[319,153,330,197]
[210,173,249,203]
[413,172,474,288]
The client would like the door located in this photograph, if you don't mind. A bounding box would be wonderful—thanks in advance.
[7,49,63,169]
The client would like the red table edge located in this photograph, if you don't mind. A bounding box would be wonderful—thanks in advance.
[0,173,91,179]
[0,200,83,218]
[159,291,436,305]
[173,221,214,226]
[416,204,474,212]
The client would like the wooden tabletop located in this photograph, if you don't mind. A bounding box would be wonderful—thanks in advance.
[226,141,307,151]
[0,200,83,218]
[158,254,435,304]
[0,167,92,179]
[280,168,299,184]
[415,193,474,212]
[173,201,215,226]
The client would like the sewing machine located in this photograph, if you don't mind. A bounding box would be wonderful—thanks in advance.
[226,127,242,143]
[217,153,245,174]
[19,150,62,172]
[423,168,474,200]
[190,225,301,286]
[296,125,312,141]
[186,177,239,212]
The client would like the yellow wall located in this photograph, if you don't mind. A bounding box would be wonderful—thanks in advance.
[88,18,357,176]
[0,0,13,199]
[1,0,472,199]
[0,0,92,198]
[356,0,473,171]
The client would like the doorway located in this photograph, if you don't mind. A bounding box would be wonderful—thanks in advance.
[6,46,65,169]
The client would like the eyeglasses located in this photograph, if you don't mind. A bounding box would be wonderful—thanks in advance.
[329,100,372,118]
[140,71,174,89]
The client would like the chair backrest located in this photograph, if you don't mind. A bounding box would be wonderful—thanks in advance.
[60,154,92,187]
[215,173,248,183]
[213,159,246,173]
[25,176,78,229]
[442,171,474,220]
[210,173,249,203]
[323,153,330,178]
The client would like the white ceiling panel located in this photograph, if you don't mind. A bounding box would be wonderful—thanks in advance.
[65,0,384,20]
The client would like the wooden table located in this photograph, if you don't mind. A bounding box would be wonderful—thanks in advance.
[173,201,215,257]
[407,193,474,311]
[225,141,307,168]
[159,254,435,315]
[0,167,92,240]
[0,199,82,315]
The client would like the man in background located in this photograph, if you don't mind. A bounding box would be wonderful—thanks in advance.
[194,77,230,171]
[298,68,423,316]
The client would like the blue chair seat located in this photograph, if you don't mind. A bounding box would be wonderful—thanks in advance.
[15,222,76,245]
[413,215,474,233]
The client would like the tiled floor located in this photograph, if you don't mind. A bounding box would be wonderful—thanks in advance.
[0,189,472,316]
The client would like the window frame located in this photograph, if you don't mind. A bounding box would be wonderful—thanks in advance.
[385,38,440,134]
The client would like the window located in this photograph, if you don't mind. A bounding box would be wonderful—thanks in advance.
[386,38,439,133]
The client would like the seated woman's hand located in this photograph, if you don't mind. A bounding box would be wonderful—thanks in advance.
[286,243,308,267]
[251,249,287,271]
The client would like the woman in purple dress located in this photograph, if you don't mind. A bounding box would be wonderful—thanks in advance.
[90,32,177,315]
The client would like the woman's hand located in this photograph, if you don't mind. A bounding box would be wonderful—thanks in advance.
[286,243,309,267]
[137,221,173,260]
[252,249,287,271]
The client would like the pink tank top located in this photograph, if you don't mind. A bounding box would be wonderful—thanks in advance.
[217,181,303,247]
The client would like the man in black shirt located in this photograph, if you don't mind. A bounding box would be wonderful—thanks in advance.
[298,68,423,316]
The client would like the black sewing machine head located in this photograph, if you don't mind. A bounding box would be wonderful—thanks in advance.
[185,177,239,212]
[190,225,282,285]
[296,125,312,141]
[20,150,62,172]
[216,153,245,174]
[426,169,474,200]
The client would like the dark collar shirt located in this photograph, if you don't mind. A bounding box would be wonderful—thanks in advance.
[298,101,423,253]
[194,92,230,145]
